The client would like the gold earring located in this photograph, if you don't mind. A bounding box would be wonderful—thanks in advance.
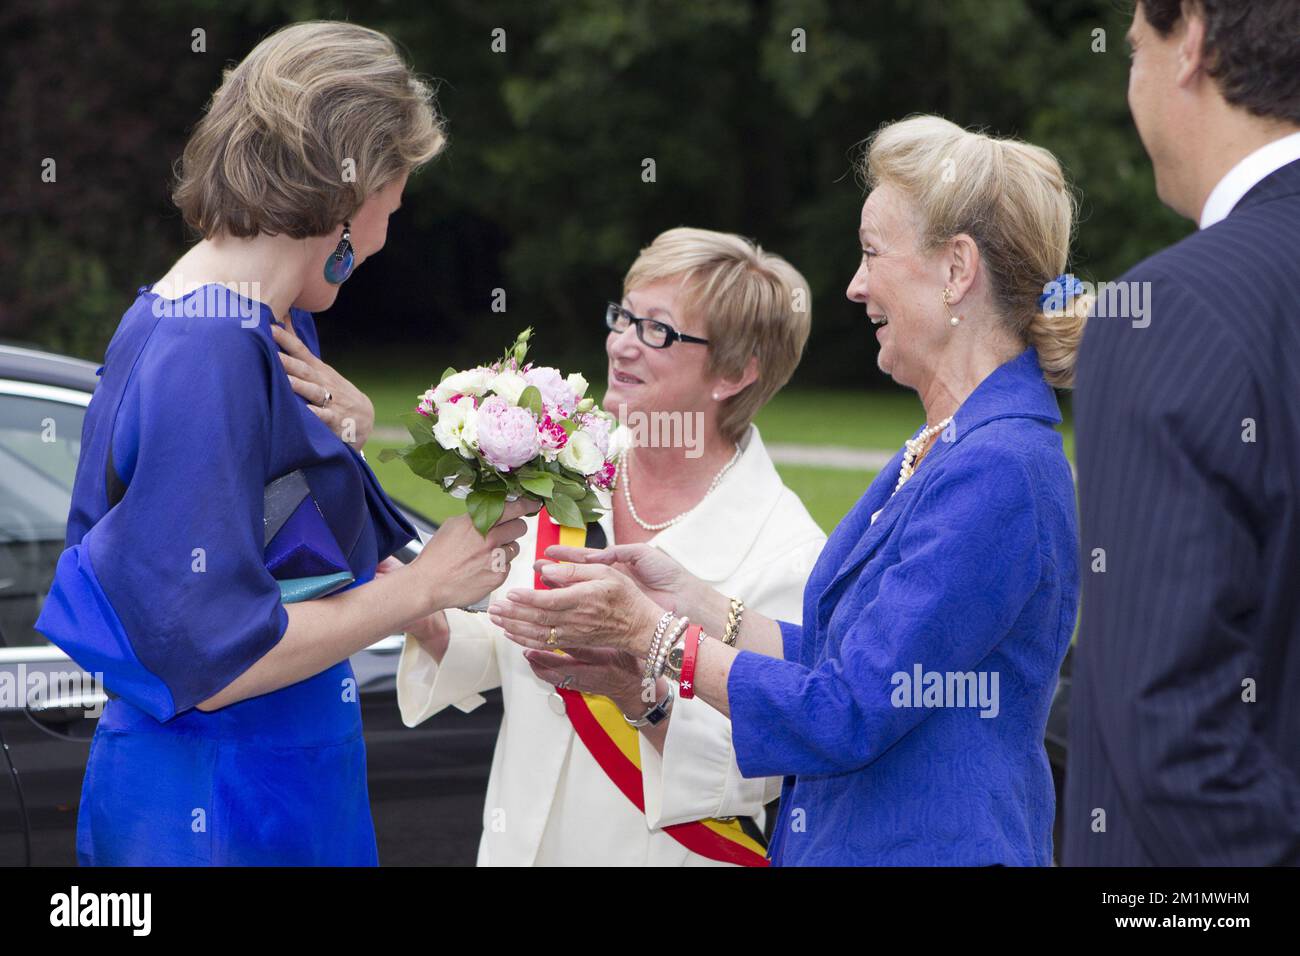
[942,288,960,327]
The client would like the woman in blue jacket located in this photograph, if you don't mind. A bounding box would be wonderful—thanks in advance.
[491,115,1083,865]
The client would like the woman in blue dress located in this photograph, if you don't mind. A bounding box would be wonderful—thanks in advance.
[35,21,533,866]
[491,115,1085,865]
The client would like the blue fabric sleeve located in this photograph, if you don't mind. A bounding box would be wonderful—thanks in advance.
[38,319,288,721]
[728,446,1042,777]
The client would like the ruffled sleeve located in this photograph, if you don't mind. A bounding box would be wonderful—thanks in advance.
[37,317,288,721]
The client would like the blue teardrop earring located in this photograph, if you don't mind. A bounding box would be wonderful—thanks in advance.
[323,221,355,285]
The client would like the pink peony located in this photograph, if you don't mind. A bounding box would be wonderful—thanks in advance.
[476,395,541,471]
[577,413,612,457]
[524,366,578,416]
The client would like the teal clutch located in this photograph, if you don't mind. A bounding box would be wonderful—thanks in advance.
[277,572,355,604]
[264,470,356,603]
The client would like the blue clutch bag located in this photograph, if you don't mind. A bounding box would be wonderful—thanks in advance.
[263,470,355,603]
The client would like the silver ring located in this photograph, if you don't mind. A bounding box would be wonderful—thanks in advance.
[557,676,574,690]
[321,389,332,407]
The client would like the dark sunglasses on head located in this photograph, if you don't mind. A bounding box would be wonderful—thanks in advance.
[605,302,710,349]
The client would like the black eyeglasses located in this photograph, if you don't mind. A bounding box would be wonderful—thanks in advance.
[605,302,710,349]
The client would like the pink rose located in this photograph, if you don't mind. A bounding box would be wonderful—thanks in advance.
[476,395,541,471]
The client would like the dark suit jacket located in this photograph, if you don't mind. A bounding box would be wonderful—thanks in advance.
[1065,158,1300,865]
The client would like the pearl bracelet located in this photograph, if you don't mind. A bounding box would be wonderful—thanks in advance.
[642,611,675,687]
[651,616,689,682]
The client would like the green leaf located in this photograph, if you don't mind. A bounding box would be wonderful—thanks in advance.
[376,446,402,463]
[439,367,457,383]
[550,474,587,498]
[404,443,444,480]
[517,385,544,416]
[434,450,467,481]
[545,491,583,529]
[399,411,435,444]
[467,488,507,537]
[519,473,554,498]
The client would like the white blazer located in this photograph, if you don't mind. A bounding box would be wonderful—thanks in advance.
[397,425,825,866]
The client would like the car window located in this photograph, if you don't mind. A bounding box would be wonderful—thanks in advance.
[0,390,84,648]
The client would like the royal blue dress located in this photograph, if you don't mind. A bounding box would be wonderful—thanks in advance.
[728,348,1079,865]
[36,284,415,866]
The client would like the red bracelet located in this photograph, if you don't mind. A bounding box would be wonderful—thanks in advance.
[679,624,704,699]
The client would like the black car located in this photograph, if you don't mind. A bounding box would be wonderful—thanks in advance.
[0,341,1074,866]
[0,342,503,866]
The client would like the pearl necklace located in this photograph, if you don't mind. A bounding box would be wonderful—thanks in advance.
[894,417,953,493]
[619,444,742,532]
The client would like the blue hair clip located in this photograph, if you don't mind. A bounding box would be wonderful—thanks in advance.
[1038,273,1085,311]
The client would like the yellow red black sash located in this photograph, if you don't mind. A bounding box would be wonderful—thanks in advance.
[534,505,769,866]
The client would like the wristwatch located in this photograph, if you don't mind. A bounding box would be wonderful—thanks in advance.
[624,687,675,728]
[663,639,686,682]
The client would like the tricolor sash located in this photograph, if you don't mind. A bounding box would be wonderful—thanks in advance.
[534,506,769,866]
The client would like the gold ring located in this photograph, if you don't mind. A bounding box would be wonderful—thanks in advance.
[547,627,558,646]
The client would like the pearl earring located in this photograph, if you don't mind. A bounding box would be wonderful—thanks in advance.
[942,288,960,327]
[712,393,720,400]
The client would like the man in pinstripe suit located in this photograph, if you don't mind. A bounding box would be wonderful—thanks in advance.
[1065,0,1300,866]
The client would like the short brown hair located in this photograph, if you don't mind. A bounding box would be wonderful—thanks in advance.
[172,21,446,239]
[624,227,813,444]
[1138,0,1300,125]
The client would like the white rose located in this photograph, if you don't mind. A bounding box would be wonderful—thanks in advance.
[606,422,632,460]
[487,370,528,406]
[557,429,605,476]
[566,372,589,401]
[433,367,491,405]
[433,399,478,457]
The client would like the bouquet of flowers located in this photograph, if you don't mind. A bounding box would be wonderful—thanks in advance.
[378,328,620,535]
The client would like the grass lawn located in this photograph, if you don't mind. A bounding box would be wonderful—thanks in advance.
[349,361,1074,534]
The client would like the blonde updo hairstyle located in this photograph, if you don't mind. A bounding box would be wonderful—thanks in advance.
[862,115,1089,388]
[173,21,446,239]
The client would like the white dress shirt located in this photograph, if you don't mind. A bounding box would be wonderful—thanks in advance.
[396,424,826,866]
[1199,130,1300,230]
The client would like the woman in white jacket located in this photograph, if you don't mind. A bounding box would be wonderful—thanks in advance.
[397,227,825,865]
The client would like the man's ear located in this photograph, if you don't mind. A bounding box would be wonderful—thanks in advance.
[714,355,759,402]
[1174,6,1207,89]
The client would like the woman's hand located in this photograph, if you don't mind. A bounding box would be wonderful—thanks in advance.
[520,645,647,714]
[541,543,702,615]
[408,498,539,615]
[272,320,375,449]
[376,556,450,661]
[488,560,666,657]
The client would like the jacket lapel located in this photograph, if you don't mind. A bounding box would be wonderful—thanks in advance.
[648,425,786,582]
[814,348,1062,621]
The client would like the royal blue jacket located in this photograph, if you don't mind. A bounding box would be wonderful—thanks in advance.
[728,348,1079,865]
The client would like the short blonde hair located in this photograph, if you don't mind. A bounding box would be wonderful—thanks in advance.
[863,115,1088,388]
[624,227,812,444]
[173,21,446,239]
